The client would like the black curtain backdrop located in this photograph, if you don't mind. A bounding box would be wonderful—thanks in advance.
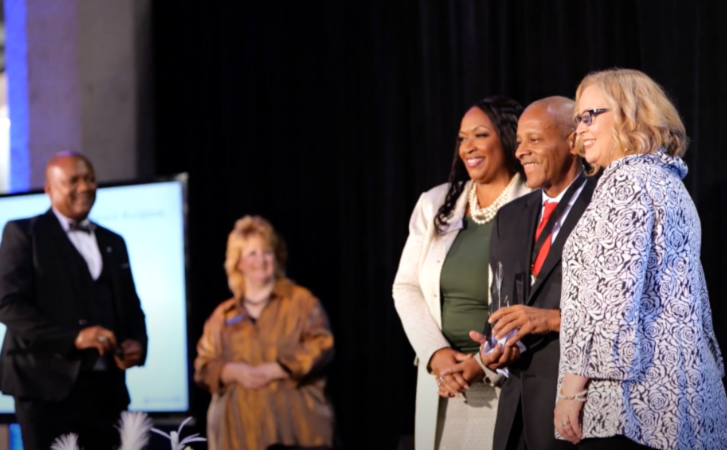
[151,2,727,449]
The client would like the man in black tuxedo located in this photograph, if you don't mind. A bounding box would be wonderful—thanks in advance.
[473,97,597,450]
[0,153,147,450]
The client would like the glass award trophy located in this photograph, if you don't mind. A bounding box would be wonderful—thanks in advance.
[483,262,525,377]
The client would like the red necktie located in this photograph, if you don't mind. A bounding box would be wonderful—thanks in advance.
[532,201,558,277]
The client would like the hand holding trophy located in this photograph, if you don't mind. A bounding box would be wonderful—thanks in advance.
[481,262,526,377]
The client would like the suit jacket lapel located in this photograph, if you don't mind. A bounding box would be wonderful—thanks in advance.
[505,194,540,307]
[527,177,597,304]
[41,210,90,276]
[523,193,541,278]
[94,227,127,333]
[39,210,92,318]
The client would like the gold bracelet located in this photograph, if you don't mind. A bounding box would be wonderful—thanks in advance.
[557,389,588,402]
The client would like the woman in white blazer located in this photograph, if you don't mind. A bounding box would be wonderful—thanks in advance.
[393,96,531,450]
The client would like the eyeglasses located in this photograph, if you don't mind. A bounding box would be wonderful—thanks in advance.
[575,108,610,126]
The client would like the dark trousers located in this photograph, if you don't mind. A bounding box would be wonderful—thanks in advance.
[14,371,128,450]
[505,400,527,450]
[504,398,576,450]
[579,435,655,450]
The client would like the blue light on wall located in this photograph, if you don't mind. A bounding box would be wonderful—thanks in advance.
[9,423,23,450]
[5,0,31,193]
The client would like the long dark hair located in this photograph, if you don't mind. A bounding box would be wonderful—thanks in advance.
[434,95,524,233]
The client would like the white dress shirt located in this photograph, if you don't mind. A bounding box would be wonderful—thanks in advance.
[53,209,103,280]
[539,174,586,244]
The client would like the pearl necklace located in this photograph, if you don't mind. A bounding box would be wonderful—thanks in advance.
[468,174,518,225]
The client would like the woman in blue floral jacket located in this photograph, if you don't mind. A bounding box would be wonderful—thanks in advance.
[554,68,727,450]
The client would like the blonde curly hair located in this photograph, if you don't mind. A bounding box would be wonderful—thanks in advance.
[224,215,287,297]
[575,68,688,167]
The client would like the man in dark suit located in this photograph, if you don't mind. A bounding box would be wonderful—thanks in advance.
[473,97,596,450]
[0,152,147,450]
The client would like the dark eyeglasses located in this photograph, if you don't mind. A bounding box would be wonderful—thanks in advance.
[575,108,610,126]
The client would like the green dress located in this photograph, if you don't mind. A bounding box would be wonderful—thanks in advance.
[440,216,493,355]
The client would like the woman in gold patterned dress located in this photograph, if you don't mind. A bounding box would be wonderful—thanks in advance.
[195,216,334,450]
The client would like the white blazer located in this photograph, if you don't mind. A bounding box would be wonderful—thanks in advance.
[393,174,530,450]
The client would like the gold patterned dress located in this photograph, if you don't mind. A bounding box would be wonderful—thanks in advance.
[194,279,334,450]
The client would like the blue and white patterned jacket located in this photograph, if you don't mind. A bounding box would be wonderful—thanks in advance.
[558,150,727,449]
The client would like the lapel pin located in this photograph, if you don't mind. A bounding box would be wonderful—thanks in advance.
[107,246,112,253]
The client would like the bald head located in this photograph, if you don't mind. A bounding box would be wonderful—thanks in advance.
[525,96,575,137]
[45,151,93,178]
[44,152,97,220]
[515,96,581,196]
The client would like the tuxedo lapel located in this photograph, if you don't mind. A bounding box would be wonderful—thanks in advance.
[94,227,127,331]
[527,177,597,304]
[38,210,92,317]
[94,228,116,280]
[40,210,91,280]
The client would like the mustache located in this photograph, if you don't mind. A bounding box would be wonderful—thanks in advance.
[74,192,96,201]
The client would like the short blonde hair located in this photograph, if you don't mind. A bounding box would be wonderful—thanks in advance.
[575,68,688,163]
[224,215,287,297]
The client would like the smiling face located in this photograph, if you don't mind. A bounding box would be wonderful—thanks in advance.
[44,155,97,221]
[237,235,276,285]
[576,85,617,168]
[458,106,509,184]
[515,104,578,194]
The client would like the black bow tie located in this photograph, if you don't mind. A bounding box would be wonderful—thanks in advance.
[68,221,94,234]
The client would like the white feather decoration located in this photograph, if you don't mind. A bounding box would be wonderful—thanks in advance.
[117,411,153,450]
[47,413,205,450]
[50,433,80,450]
[151,417,206,450]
